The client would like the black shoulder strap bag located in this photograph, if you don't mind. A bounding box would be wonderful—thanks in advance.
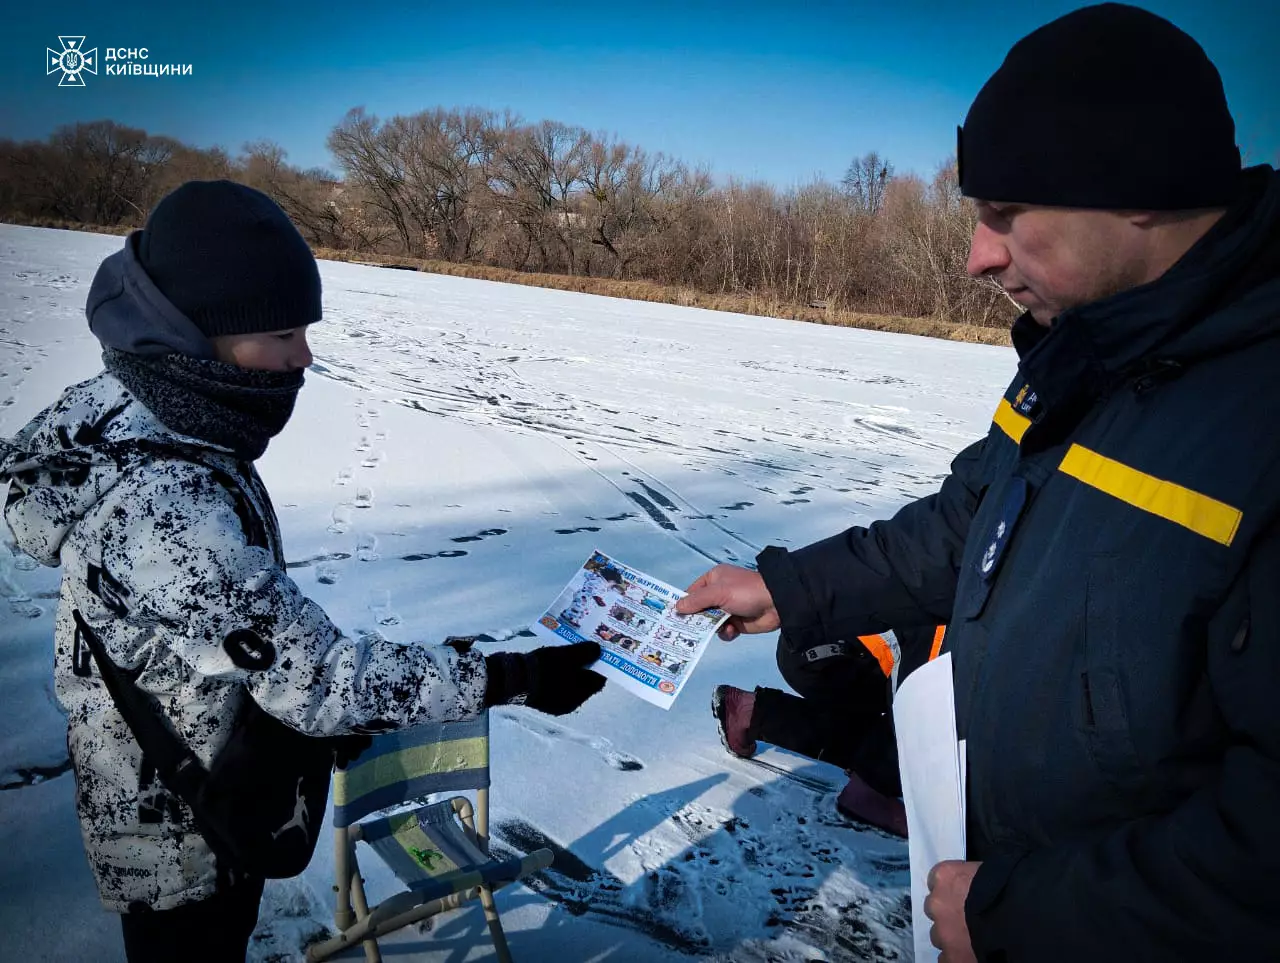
[66,446,367,879]
[72,609,361,878]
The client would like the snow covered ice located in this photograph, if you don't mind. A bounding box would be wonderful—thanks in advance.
[0,224,1017,961]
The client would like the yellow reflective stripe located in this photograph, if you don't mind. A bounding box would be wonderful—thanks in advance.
[334,736,487,806]
[993,399,1031,444]
[1058,444,1242,547]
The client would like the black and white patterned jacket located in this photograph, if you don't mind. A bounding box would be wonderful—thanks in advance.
[2,371,488,912]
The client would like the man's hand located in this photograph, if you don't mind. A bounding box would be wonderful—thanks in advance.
[924,860,980,963]
[674,564,780,641]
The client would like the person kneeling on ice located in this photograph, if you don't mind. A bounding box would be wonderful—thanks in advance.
[711,624,945,839]
[0,180,607,963]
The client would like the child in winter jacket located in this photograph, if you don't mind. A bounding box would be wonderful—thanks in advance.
[0,180,606,963]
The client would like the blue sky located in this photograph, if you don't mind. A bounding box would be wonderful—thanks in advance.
[3,0,1276,188]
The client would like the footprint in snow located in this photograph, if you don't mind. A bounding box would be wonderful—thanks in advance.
[328,505,352,534]
[368,590,400,626]
[450,528,508,544]
[356,534,379,562]
[400,549,468,562]
[360,451,384,469]
[553,526,601,535]
[473,627,538,643]
[10,551,38,572]
[8,598,43,619]
[354,486,374,509]
[286,551,352,570]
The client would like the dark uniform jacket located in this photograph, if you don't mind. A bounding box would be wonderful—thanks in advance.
[757,165,1280,960]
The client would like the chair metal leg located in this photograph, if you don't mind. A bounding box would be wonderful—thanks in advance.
[312,748,543,963]
[308,886,480,960]
[475,788,513,960]
[349,858,382,963]
[334,827,355,931]
[478,883,513,963]
[307,864,548,961]
[476,788,491,853]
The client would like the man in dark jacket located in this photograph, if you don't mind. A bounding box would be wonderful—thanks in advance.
[677,5,1280,961]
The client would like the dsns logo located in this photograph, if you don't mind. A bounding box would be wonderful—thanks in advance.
[47,36,97,86]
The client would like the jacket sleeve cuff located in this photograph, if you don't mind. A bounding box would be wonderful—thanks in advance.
[965,850,1030,962]
[756,545,826,652]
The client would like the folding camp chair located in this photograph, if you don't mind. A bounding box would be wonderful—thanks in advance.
[307,712,553,962]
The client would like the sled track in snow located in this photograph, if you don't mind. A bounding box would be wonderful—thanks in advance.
[311,349,763,567]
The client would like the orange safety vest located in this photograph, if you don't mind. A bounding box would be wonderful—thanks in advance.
[856,624,948,677]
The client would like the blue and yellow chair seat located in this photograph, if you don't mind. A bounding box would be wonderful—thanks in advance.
[306,713,553,963]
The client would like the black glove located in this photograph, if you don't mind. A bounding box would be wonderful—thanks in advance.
[483,642,606,716]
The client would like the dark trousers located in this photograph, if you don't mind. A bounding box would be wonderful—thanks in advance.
[121,876,265,963]
[750,634,902,797]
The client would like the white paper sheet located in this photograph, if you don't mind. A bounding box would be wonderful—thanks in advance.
[893,652,967,963]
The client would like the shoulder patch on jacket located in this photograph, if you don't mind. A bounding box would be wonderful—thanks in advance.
[222,629,276,671]
[993,384,1037,445]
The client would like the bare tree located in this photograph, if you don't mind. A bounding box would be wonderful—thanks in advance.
[31,121,176,225]
[578,138,686,278]
[488,119,590,272]
[239,141,346,249]
[841,151,894,216]
[328,108,419,255]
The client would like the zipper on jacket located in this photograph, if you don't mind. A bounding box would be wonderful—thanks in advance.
[1132,359,1184,395]
[1081,671,1095,726]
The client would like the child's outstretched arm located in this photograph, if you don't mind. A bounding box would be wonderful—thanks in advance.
[79,463,602,735]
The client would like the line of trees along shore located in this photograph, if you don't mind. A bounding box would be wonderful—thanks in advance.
[0,109,1015,328]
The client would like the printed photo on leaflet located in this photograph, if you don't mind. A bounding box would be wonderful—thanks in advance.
[533,550,728,709]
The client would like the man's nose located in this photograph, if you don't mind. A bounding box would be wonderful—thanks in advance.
[966,220,1011,278]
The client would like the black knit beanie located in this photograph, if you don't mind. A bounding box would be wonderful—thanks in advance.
[137,180,322,337]
[958,3,1241,210]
